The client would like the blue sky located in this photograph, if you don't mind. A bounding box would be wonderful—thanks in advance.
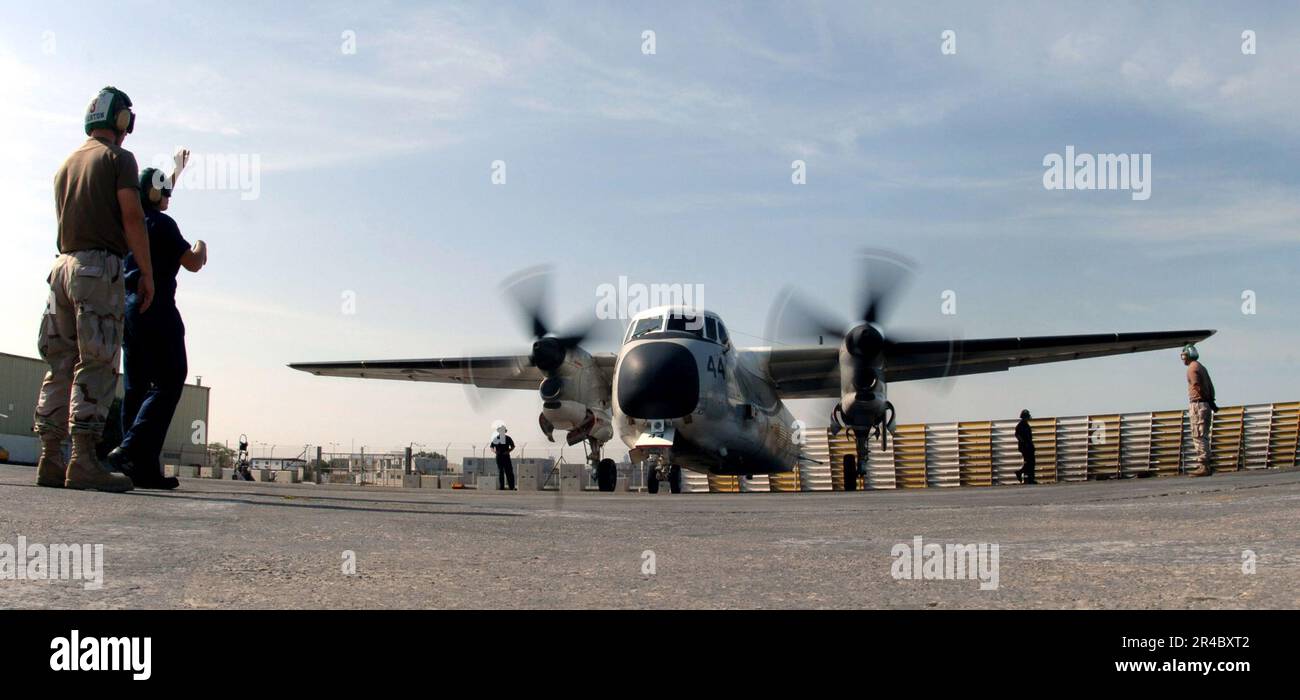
[2,2,1297,461]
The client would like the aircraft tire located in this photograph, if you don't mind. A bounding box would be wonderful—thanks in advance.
[597,458,617,492]
[647,467,660,494]
[669,465,683,494]
[843,455,858,491]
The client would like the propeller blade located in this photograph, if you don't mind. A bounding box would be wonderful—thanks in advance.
[499,265,609,372]
[766,286,847,346]
[856,248,916,325]
[459,354,527,413]
[500,265,555,341]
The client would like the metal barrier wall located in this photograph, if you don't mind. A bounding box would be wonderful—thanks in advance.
[701,401,1299,493]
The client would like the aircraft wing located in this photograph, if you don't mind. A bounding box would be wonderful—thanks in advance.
[766,329,1216,399]
[289,353,617,390]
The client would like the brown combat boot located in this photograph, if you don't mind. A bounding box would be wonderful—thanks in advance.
[65,433,133,492]
[36,434,67,488]
[1188,466,1213,478]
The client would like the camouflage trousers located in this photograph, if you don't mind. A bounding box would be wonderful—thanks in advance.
[1188,400,1212,471]
[34,250,125,438]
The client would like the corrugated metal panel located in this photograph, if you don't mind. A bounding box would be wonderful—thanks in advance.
[1242,404,1272,470]
[1267,402,1299,469]
[739,474,770,492]
[769,468,800,492]
[827,430,858,490]
[866,434,897,490]
[1056,416,1090,482]
[893,424,927,488]
[823,429,899,490]
[1029,418,1058,484]
[1119,413,1153,477]
[1210,405,1245,473]
[799,430,832,491]
[991,419,1020,485]
[708,474,740,493]
[662,402,1296,495]
[925,423,960,488]
[1087,414,1122,479]
[681,470,711,493]
[1151,410,1184,476]
[958,421,993,487]
[1181,408,1198,471]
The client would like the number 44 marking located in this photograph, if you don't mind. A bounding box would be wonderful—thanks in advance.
[706,355,726,380]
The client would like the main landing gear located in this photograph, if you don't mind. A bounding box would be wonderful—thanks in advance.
[585,437,618,492]
[645,456,682,494]
[832,404,896,493]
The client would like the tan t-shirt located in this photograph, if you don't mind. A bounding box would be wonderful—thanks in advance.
[53,136,139,256]
[1187,360,1215,403]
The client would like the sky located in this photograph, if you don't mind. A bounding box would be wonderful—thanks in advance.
[1,1,1297,463]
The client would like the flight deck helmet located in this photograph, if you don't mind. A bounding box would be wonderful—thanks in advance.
[85,86,135,135]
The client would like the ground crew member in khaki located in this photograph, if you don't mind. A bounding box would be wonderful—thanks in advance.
[1182,344,1216,477]
[34,86,156,492]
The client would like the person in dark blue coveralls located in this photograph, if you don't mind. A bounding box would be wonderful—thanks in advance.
[107,154,207,489]
[1014,409,1037,485]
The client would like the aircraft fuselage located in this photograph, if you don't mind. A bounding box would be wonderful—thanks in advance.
[612,307,801,476]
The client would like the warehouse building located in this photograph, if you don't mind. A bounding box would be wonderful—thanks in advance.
[0,351,210,466]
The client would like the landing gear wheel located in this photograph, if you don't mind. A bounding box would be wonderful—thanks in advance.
[596,458,617,492]
[843,455,858,492]
[669,465,683,494]
[646,467,660,494]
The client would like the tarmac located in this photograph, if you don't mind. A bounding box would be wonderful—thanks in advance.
[0,463,1297,609]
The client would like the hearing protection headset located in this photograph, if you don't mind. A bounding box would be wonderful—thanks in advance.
[139,167,171,206]
[84,86,135,136]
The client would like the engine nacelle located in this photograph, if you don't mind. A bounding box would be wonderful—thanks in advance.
[838,329,888,430]
[536,345,613,445]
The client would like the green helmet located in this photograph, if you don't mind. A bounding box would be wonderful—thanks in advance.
[84,86,134,135]
[139,167,171,207]
[1181,344,1199,360]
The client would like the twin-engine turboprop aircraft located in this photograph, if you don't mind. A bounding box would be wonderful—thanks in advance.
[291,258,1213,493]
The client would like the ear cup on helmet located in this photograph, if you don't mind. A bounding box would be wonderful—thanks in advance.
[85,87,134,135]
[148,186,162,204]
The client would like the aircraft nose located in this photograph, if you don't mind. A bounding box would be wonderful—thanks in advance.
[617,342,699,419]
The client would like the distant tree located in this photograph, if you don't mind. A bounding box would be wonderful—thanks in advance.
[208,442,235,469]
[413,450,447,460]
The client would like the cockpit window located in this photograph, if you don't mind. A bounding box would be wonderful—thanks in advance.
[665,313,706,336]
[628,312,723,344]
[627,315,663,342]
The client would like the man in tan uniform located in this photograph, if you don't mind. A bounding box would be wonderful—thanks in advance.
[34,86,155,492]
[1182,344,1216,477]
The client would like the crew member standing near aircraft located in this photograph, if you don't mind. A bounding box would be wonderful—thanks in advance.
[34,87,155,493]
[491,424,516,490]
[1014,409,1037,484]
[1182,344,1217,477]
[108,155,207,489]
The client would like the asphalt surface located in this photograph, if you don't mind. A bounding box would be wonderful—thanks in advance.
[1,463,1297,609]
